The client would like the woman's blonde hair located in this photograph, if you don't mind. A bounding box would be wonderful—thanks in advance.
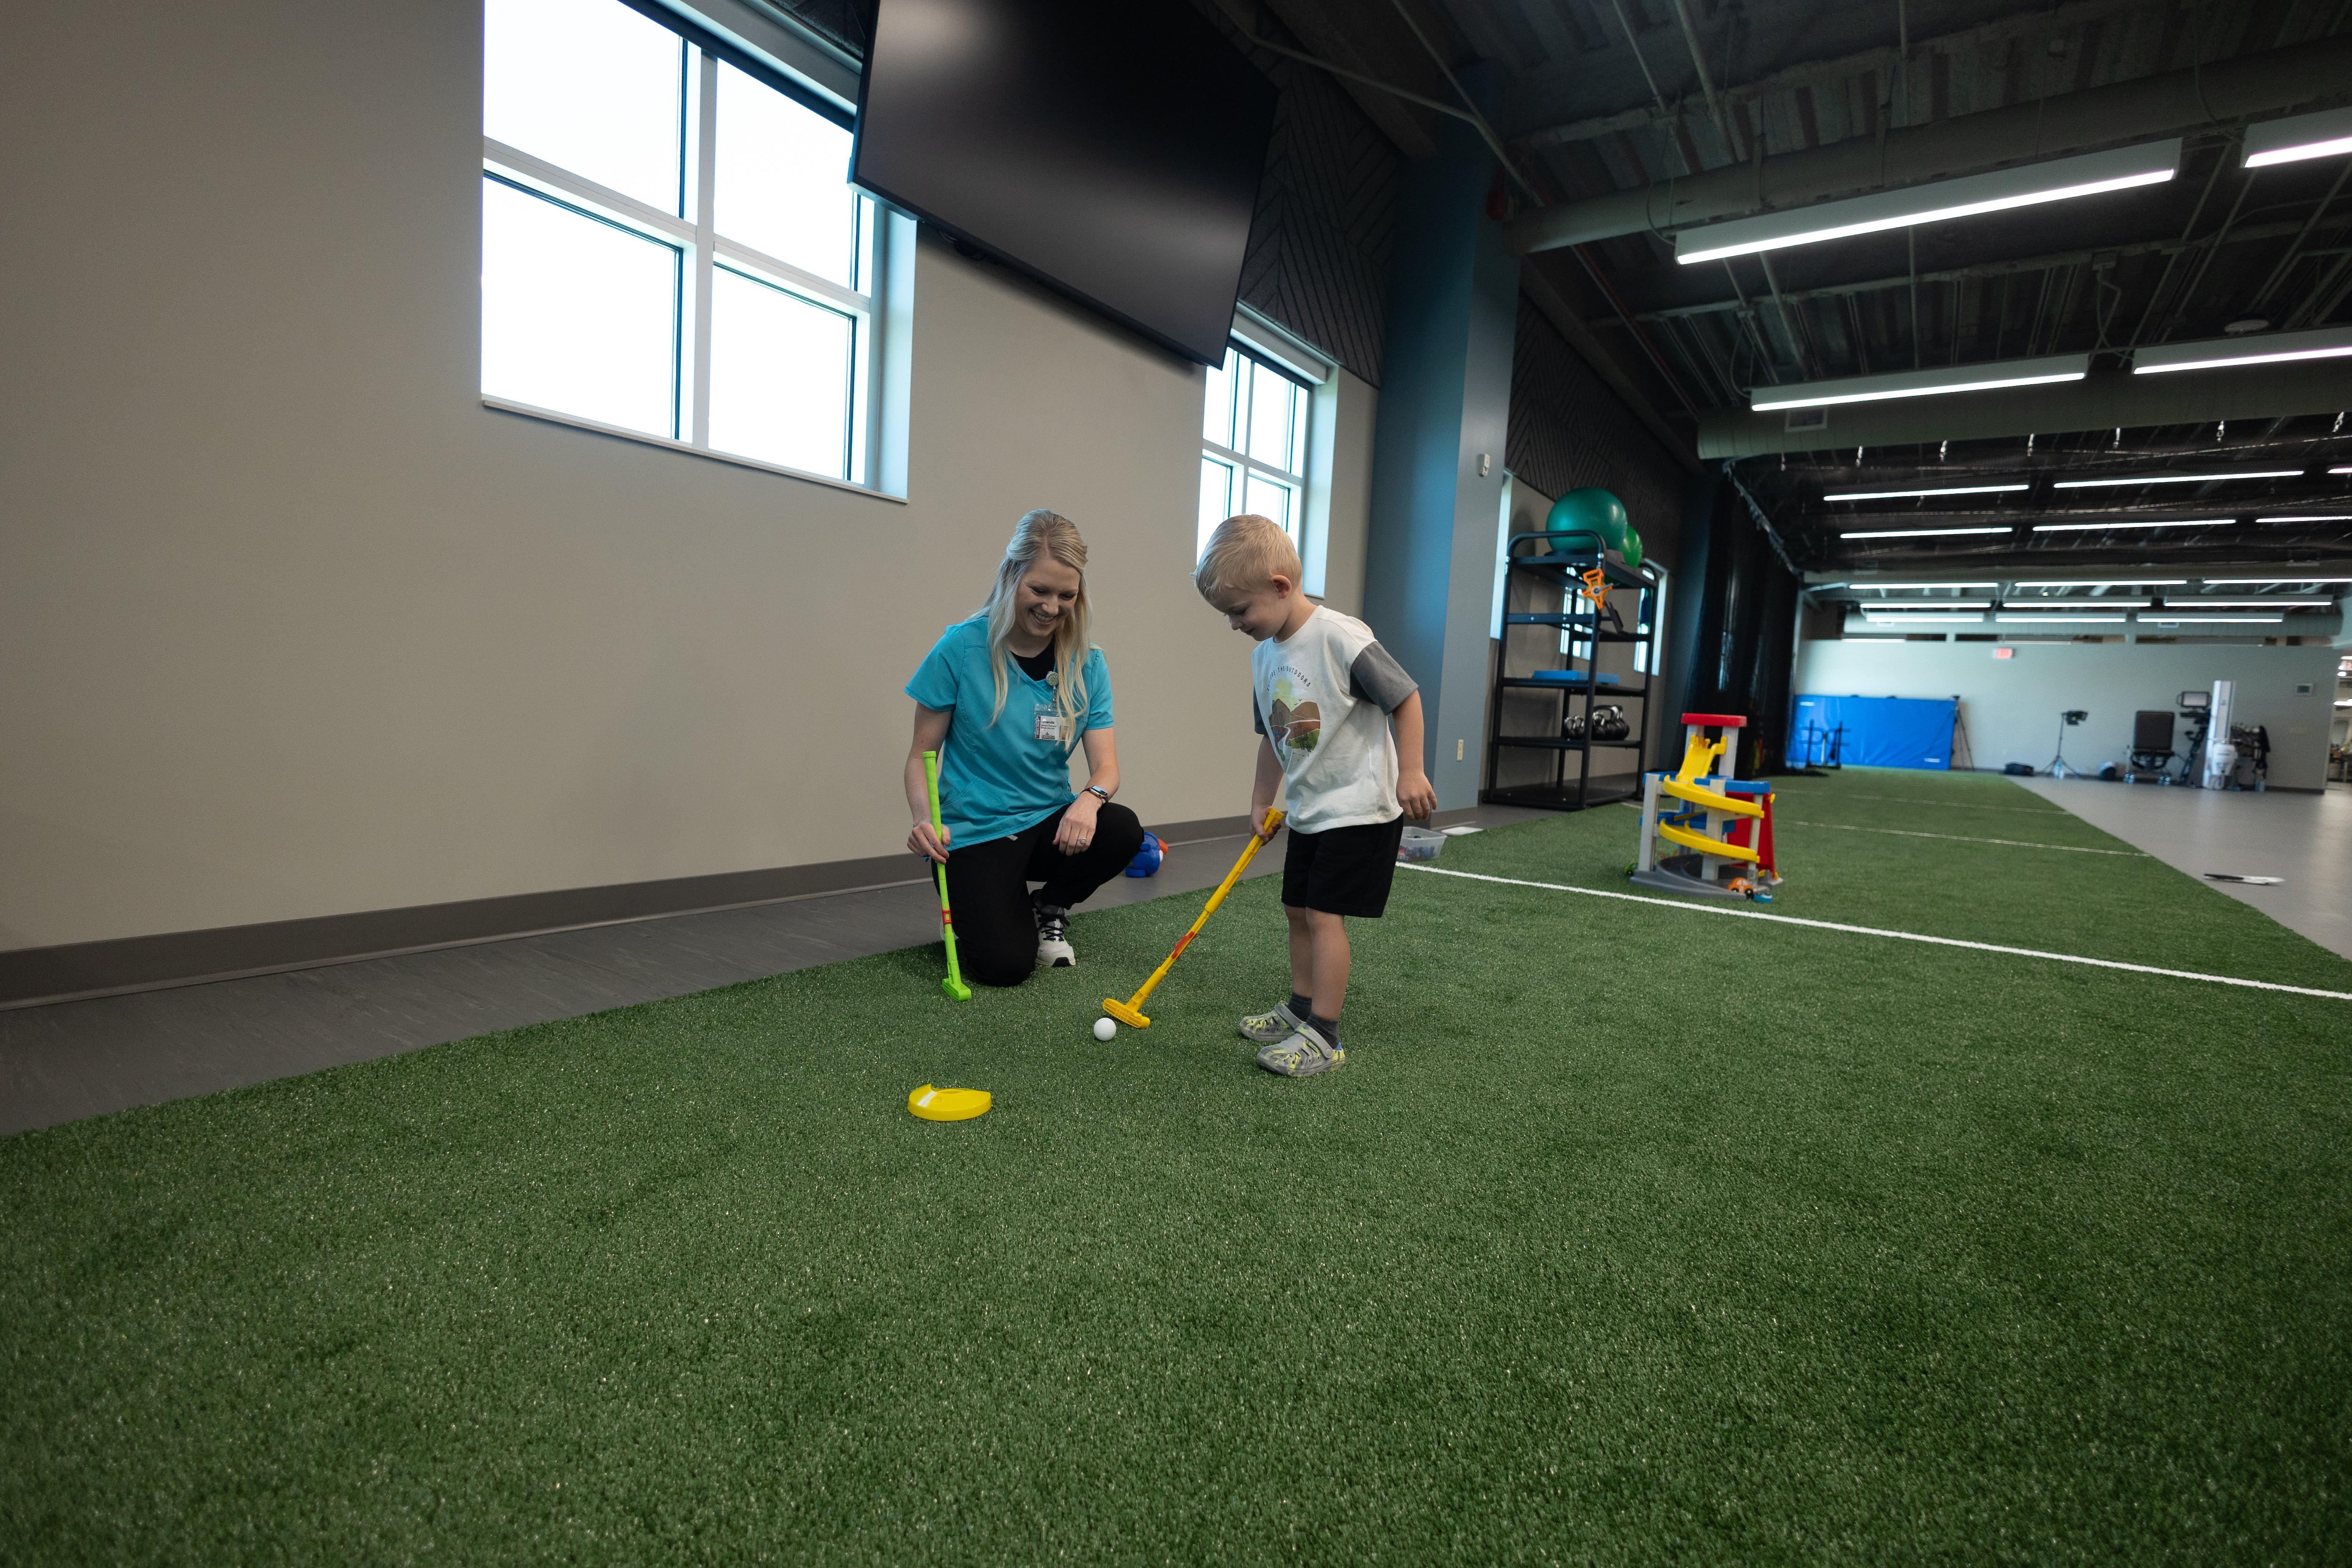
[1193,514,1303,605]
[977,509,1092,743]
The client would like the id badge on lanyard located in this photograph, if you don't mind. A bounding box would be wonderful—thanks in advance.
[1033,703,1063,743]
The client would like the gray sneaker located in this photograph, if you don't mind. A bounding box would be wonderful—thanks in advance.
[1255,1022,1345,1077]
[1034,903,1075,968]
[1239,1003,1304,1043]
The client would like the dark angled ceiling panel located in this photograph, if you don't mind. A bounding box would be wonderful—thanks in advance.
[1195,0,1403,386]
[1508,294,1688,561]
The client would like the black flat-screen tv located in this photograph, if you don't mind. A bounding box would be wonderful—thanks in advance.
[850,0,1278,367]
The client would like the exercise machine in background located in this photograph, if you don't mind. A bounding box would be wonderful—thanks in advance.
[2173,689,2211,786]
[2127,709,2176,783]
[1792,717,1847,771]
[2045,709,2090,779]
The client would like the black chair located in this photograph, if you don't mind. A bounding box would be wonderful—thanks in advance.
[2126,710,2174,782]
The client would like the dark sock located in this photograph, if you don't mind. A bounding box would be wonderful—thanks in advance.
[1287,992,1314,1020]
[1309,1012,1342,1047]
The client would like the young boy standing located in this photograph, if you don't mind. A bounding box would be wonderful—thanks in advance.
[1194,515,1437,1077]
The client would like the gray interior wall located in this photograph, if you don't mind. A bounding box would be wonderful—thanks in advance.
[0,0,1308,952]
[1792,639,2337,789]
[1310,371,1377,617]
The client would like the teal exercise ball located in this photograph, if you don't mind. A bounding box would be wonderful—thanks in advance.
[1545,488,1637,565]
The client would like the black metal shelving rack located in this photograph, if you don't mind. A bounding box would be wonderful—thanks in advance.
[1481,529,1659,812]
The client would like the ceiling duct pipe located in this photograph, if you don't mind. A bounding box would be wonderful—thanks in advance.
[1512,34,2352,255]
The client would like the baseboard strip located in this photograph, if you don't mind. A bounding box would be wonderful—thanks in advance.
[1,813,1287,1011]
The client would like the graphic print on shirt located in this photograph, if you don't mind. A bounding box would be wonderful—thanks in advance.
[1266,667,1321,758]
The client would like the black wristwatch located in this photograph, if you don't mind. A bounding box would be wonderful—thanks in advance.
[1083,785,1112,804]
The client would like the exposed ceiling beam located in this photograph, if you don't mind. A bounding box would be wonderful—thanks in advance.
[1512,34,2352,254]
[1513,0,2164,152]
[1698,360,2352,457]
[1250,0,1438,158]
[1520,264,1700,472]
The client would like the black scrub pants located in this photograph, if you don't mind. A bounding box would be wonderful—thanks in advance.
[943,801,1145,987]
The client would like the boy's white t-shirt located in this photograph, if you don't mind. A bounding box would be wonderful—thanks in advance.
[1253,606,1419,833]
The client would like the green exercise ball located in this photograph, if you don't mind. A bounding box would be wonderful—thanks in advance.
[1545,488,1637,565]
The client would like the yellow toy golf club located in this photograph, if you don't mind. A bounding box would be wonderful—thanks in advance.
[1104,807,1284,1028]
[922,750,971,1002]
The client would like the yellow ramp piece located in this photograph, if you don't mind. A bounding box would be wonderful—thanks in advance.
[1659,777,1766,817]
[1675,736,1724,781]
[1659,821,1761,863]
[908,1083,992,1122]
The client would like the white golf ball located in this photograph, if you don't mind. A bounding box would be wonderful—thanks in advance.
[1093,1017,1116,1041]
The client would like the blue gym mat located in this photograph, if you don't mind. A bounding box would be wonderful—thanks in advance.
[1788,695,1955,770]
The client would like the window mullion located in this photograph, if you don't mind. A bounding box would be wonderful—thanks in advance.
[708,239,870,315]
[483,138,692,243]
[1203,440,1303,488]
[690,49,719,449]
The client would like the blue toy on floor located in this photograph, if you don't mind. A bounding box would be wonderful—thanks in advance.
[1124,833,1165,877]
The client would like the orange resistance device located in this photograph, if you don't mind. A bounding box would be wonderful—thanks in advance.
[1103,807,1285,1028]
[1579,566,1609,616]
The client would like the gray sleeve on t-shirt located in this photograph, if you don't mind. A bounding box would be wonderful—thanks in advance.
[1348,641,1418,712]
[1252,692,1267,735]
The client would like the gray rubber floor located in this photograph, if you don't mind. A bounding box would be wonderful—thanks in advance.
[2,808,1549,1136]
[2014,776,2352,961]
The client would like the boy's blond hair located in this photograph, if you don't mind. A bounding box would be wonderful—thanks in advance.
[1193,515,1303,605]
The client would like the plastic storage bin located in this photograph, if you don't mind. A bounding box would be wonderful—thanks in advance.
[1397,825,1447,862]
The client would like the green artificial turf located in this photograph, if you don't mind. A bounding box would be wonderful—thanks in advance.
[5,769,2349,1565]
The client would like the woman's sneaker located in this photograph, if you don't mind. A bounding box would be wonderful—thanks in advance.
[1256,1021,1344,1077]
[1239,1003,1304,1043]
[1034,903,1076,968]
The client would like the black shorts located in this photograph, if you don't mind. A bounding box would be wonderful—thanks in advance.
[1280,814,1405,918]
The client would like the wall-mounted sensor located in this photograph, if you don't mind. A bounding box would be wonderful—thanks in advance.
[1478,454,1491,476]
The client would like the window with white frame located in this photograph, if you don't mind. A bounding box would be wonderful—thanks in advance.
[482,0,879,485]
[1199,343,1312,560]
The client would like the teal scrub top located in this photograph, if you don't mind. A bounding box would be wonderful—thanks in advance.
[906,618,1116,847]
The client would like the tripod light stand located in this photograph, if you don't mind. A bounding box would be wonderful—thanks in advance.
[2046,709,2089,778]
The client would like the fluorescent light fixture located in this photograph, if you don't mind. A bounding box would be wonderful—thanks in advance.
[2256,515,2352,523]
[1844,637,1905,642]
[1823,482,2031,501]
[1839,526,2013,539]
[1755,360,2085,414]
[1675,140,2180,265]
[2007,598,2150,607]
[1861,613,1985,624]
[1867,599,1993,608]
[2334,467,2352,475]
[1857,581,2001,589]
[2244,105,2352,168]
[2051,470,2301,488]
[2145,615,2286,624]
[2201,576,2352,585]
[2168,598,2335,608]
[2012,579,2184,587]
[2132,324,2352,375]
[2030,518,2231,532]
[1996,614,2127,623]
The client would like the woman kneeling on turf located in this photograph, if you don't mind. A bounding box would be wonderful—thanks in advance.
[903,509,1144,987]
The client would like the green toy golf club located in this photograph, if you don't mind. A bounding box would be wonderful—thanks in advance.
[922,750,971,1001]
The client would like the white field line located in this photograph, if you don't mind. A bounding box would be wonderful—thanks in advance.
[1795,791,2069,816]
[1780,821,2145,855]
[1400,864,2352,1002]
